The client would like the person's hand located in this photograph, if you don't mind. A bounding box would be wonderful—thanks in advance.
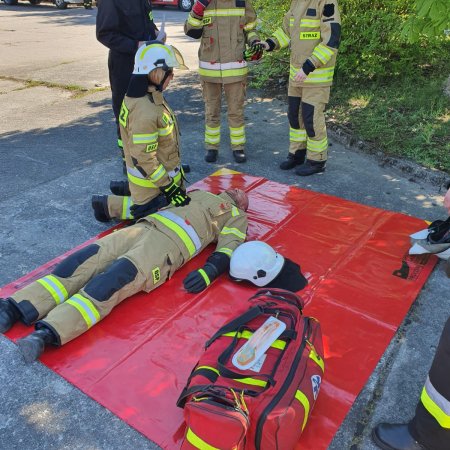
[160,180,191,207]
[130,195,168,219]
[183,263,219,293]
[294,68,308,82]
[192,0,211,17]
[444,187,450,215]
[243,44,263,62]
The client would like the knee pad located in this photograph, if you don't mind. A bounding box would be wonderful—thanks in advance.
[301,102,316,137]
[52,244,100,278]
[287,96,301,128]
[84,258,138,302]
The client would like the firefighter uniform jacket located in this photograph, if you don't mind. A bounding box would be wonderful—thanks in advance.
[184,0,260,84]
[9,191,248,345]
[269,0,341,88]
[119,86,182,207]
[96,0,157,56]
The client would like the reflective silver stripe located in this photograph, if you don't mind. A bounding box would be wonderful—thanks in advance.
[199,60,248,70]
[156,210,202,253]
[127,166,146,180]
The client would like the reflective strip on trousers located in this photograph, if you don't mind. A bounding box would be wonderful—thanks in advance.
[295,390,310,430]
[150,210,202,257]
[230,126,246,146]
[217,247,233,257]
[37,275,68,305]
[421,375,450,428]
[273,27,290,48]
[220,226,246,239]
[290,127,307,143]
[312,43,335,65]
[307,137,328,153]
[205,125,221,145]
[121,196,133,220]
[127,167,157,188]
[186,427,220,450]
[66,294,100,329]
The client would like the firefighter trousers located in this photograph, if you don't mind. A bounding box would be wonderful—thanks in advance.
[287,85,330,162]
[410,316,450,449]
[108,50,135,149]
[10,223,183,345]
[201,80,247,152]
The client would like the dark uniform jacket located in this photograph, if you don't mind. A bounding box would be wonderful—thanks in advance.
[96,0,158,56]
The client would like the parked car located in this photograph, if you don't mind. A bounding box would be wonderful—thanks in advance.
[152,0,193,12]
[2,0,93,9]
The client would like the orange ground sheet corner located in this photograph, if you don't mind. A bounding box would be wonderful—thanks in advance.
[1,172,437,449]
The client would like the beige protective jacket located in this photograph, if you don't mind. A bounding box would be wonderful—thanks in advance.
[119,87,182,204]
[269,0,341,87]
[184,0,260,84]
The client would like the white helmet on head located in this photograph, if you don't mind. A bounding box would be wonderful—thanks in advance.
[230,241,285,287]
[133,41,188,75]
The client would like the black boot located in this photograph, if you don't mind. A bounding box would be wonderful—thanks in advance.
[233,150,247,163]
[17,327,56,363]
[205,150,218,163]
[110,180,131,196]
[92,195,111,223]
[279,149,306,170]
[295,159,326,176]
[0,298,21,333]
[372,423,425,450]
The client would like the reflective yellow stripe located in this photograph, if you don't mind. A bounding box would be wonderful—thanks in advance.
[150,164,167,183]
[230,126,246,145]
[217,247,233,257]
[140,43,170,60]
[290,128,307,142]
[221,227,246,239]
[273,27,290,48]
[312,43,334,64]
[205,125,221,144]
[295,390,310,430]
[300,19,320,27]
[188,14,203,27]
[132,132,158,144]
[186,427,220,450]
[66,294,100,329]
[127,173,157,188]
[307,137,328,152]
[309,348,325,372]
[158,123,174,137]
[244,20,257,31]
[223,330,286,350]
[204,8,245,17]
[198,268,211,286]
[196,365,220,376]
[233,377,267,387]
[37,275,68,305]
[151,213,197,257]
[231,206,239,217]
[421,378,450,428]
[121,196,133,220]
[304,66,335,84]
[199,67,248,78]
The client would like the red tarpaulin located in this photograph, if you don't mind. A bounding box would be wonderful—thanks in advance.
[2,171,436,449]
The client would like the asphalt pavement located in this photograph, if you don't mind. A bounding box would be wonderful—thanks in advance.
[0,3,449,450]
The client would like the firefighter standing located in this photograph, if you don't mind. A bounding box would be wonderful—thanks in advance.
[372,316,450,450]
[92,42,190,222]
[96,0,160,171]
[0,189,249,363]
[184,0,260,164]
[261,0,341,176]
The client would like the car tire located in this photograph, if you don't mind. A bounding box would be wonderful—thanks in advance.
[55,0,68,9]
[4,0,19,5]
[29,0,42,4]
[178,0,193,12]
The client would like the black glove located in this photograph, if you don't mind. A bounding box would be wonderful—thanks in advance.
[183,252,230,293]
[130,194,168,219]
[160,180,191,207]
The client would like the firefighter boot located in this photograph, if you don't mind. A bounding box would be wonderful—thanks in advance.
[372,424,424,450]
[0,298,21,333]
[280,149,306,170]
[295,159,326,176]
[92,195,111,223]
[110,180,131,196]
[233,150,247,163]
[205,150,218,163]
[17,327,57,364]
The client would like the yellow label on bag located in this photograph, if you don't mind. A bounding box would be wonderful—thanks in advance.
[300,31,320,39]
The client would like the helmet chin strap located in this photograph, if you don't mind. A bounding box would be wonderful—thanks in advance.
[154,69,172,92]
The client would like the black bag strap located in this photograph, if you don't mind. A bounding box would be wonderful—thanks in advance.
[205,305,264,348]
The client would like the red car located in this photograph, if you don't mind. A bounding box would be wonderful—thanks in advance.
[152,0,193,12]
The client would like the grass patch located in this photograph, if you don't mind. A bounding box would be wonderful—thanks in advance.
[327,75,450,172]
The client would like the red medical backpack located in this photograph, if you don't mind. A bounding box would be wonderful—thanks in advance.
[177,288,324,450]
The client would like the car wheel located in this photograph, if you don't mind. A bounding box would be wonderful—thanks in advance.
[4,0,19,5]
[29,0,42,4]
[55,0,68,9]
[178,0,193,12]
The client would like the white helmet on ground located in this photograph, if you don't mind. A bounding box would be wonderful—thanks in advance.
[230,241,308,292]
[133,41,188,75]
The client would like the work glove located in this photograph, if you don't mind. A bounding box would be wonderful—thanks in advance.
[183,252,230,293]
[260,39,276,52]
[192,0,211,17]
[130,194,168,219]
[243,42,264,62]
[160,180,191,207]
